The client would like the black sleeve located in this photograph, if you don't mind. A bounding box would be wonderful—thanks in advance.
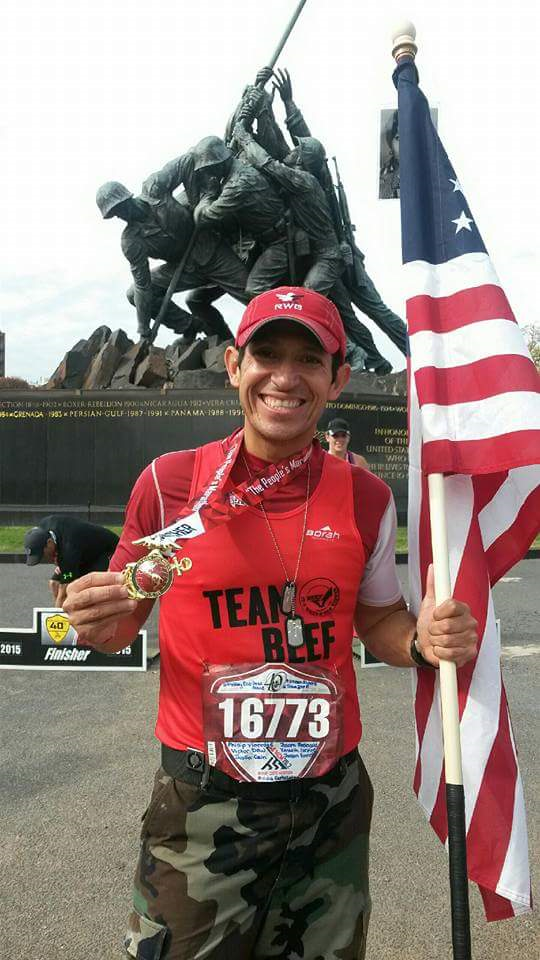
[56,540,83,582]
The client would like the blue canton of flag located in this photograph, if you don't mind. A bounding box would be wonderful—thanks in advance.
[397,60,487,266]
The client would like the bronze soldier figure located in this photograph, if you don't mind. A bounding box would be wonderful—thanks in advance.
[232,120,377,368]
[142,135,291,331]
[191,136,292,300]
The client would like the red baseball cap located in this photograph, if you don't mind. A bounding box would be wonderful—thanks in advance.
[235,286,347,363]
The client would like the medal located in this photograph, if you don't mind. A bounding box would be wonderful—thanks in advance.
[121,433,315,605]
[286,615,305,648]
[123,548,192,600]
[281,580,296,615]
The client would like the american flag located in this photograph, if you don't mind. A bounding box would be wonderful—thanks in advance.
[395,56,539,920]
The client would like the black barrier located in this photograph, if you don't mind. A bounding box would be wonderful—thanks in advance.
[0,389,407,522]
[0,608,146,671]
[353,640,384,668]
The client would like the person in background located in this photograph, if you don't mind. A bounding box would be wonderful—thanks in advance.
[24,515,119,606]
[326,417,369,468]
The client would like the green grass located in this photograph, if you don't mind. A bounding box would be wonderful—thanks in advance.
[0,525,538,555]
[395,527,408,554]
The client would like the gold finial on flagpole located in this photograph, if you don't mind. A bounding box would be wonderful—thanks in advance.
[392,20,417,63]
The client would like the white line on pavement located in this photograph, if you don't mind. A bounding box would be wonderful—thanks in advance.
[501,644,540,658]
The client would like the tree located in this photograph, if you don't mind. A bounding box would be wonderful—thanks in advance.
[524,324,540,371]
[0,376,34,390]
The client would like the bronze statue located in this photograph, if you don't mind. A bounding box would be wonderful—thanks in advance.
[96,41,403,372]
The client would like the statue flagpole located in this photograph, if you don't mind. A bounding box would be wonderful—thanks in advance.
[265,0,310,72]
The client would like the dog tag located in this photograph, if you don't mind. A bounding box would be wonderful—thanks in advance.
[286,615,304,648]
[281,580,296,615]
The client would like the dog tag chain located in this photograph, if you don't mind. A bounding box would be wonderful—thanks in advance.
[242,455,310,648]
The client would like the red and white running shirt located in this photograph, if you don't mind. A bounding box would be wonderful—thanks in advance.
[111,438,402,753]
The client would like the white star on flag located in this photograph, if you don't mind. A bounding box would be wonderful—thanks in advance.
[452,210,474,233]
[449,177,463,193]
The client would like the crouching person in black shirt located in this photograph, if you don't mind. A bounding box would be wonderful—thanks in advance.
[24,516,119,606]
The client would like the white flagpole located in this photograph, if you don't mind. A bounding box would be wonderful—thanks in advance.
[427,474,463,785]
[427,473,471,959]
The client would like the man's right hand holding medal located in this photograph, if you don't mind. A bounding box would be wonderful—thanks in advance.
[62,571,149,653]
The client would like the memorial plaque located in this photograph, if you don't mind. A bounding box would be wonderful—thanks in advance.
[0,389,408,522]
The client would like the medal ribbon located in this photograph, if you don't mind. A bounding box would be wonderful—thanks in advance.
[134,429,316,551]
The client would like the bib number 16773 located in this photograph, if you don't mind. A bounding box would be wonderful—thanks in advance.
[218,696,330,740]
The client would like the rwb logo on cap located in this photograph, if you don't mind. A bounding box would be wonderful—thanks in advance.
[274,292,304,312]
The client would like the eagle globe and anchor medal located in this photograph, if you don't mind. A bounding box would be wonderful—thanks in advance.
[123,548,193,600]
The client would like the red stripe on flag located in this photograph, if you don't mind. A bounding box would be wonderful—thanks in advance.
[466,690,518,913]
[422,430,540,476]
[485,485,540,584]
[429,774,449,843]
[479,885,518,922]
[413,669,436,795]
[415,355,540,407]
[473,472,508,514]
[407,284,516,335]
[452,517,490,711]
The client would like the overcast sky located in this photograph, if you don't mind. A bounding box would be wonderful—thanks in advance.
[1,0,538,381]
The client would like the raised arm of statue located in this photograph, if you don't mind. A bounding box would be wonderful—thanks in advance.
[272,68,311,141]
[226,70,290,161]
[252,80,291,161]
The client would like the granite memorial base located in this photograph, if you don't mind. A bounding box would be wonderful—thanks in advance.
[0,376,407,526]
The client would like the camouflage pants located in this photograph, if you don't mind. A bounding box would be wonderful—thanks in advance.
[124,751,373,959]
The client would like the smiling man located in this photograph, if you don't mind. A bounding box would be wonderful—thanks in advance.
[63,286,477,960]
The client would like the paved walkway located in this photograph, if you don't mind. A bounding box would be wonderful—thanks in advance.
[0,562,537,958]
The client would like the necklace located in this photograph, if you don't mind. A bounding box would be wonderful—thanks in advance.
[241,451,311,648]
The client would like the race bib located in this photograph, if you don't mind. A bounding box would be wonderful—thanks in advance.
[202,662,344,783]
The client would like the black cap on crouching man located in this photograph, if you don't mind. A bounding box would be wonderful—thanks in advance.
[24,527,50,566]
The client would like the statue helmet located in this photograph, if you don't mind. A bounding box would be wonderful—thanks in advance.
[192,136,233,173]
[96,181,133,218]
[297,137,326,175]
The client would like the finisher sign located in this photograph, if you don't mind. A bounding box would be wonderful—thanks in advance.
[0,608,146,671]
